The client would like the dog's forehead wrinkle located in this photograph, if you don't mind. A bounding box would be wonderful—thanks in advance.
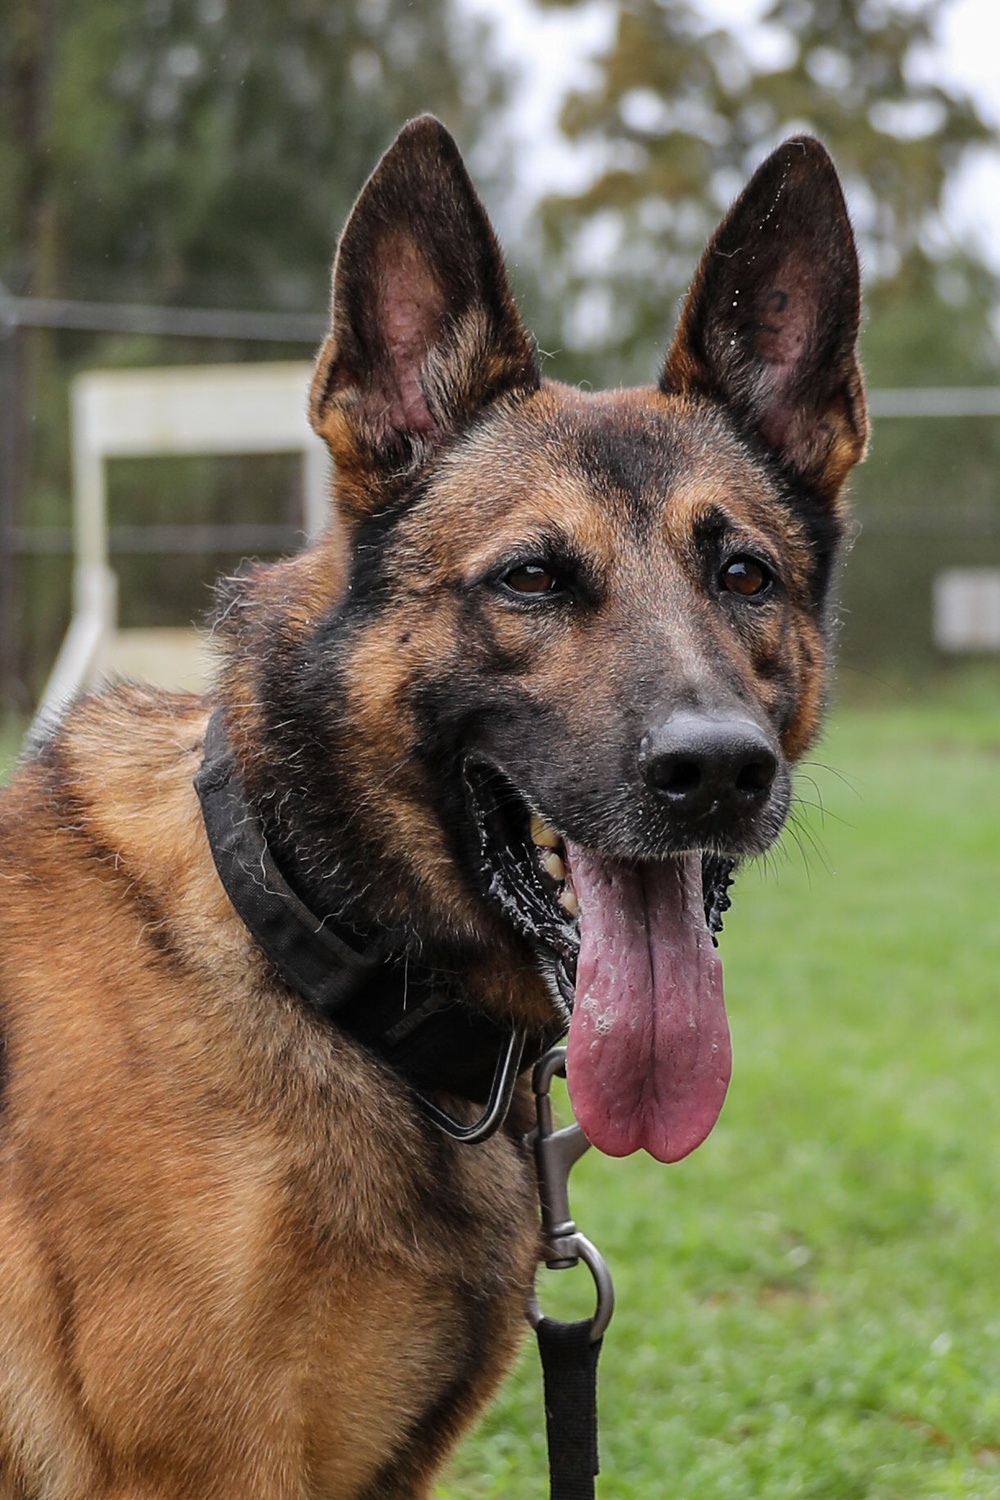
[536,392,794,553]
[405,450,623,580]
[541,391,702,529]
[401,387,798,582]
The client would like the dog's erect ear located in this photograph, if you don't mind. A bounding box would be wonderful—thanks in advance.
[310,115,538,508]
[662,137,867,500]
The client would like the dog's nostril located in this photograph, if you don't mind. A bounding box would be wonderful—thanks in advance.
[656,757,702,795]
[735,758,774,796]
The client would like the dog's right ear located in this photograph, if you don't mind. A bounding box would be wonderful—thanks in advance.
[310,116,539,514]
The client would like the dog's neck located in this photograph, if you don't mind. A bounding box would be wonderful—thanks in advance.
[195,710,561,1137]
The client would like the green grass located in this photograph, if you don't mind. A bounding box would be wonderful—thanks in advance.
[438,691,1000,1498]
[5,694,1000,1495]
[0,719,25,782]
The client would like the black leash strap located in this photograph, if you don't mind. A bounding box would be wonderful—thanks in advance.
[528,1048,615,1500]
[537,1318,603,1500]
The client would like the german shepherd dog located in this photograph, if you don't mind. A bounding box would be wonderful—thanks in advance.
[0,118,865,1497]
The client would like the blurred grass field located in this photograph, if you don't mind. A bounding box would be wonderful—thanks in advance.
[2,686,999,1496]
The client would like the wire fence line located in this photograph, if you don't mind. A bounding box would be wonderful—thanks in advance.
[4,290,1000,416]
[4,294,1000,564]
[0,287,327,344]
[868,388,1000,418]
[12,524,307,555]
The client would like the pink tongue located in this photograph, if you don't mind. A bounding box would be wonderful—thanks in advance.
[564,846,731,1164]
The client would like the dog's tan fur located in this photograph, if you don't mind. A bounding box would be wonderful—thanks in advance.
[0,691,539,1498]
[0,119,865,1498]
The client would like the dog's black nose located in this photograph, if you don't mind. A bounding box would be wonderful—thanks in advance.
[639,713,778,821]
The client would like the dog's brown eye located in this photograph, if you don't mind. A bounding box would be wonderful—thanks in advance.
[504,563,558,595]
[720,557,771,598]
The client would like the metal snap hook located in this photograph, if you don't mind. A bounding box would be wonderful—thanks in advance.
[526,1047,615,1343]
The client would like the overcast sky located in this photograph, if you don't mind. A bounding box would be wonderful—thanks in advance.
[462,0,1000,268]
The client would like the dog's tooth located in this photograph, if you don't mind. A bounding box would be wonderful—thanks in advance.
[540,850,566,883]
[559,886,579,918]
[530,813,561,849]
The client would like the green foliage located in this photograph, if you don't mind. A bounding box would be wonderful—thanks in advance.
[753,0,988,275]
[0,0,508,698]
[439,690,1000,1497]
[534,0,741,380]
[533,0,998,387]
[0,0,503,309]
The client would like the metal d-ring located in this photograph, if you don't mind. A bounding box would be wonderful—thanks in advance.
[526,1046,615,1342]
[414,1028,526,1144]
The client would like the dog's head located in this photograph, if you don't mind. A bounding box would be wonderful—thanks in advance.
[217,117,865,1160]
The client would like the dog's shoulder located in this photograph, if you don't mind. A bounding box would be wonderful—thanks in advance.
[2,682,213,916]
[0,683,256,1040]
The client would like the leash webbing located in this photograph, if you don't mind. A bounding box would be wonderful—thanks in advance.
[529,1048,615,1500]
[537,1317,603,1500]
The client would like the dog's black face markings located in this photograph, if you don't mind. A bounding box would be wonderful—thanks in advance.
[374,418,794,989]
[251,117,866,981]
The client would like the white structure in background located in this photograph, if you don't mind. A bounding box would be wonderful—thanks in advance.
[933,569,1000,651]
[32,362,328,738]
[870,387,1000,657]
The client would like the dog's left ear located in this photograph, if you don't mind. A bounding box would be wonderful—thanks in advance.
[310,115,538,511]
[663,137,867,501]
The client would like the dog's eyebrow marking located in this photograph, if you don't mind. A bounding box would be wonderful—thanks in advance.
[464,529,600,588]
[689,503,731,543]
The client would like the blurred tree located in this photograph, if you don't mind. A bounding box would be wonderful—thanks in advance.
[0,0,55,707]
[0,0,504,311]
[531,0,1000,679]
[534,0,999,386]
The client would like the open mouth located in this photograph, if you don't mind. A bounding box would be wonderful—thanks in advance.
[463,760,581,1015]
[463,758,738,1164]
[463,760,735,967]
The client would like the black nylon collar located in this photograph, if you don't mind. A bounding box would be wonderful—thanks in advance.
[195,713,388,1014]
[195,712,558,1137]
